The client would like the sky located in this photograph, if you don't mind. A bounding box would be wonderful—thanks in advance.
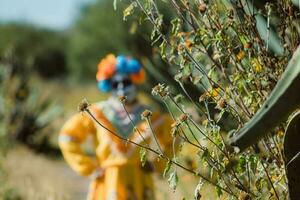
[0,0,94,30]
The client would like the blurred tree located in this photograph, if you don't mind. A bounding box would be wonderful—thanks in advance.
[67,0,204,106]
[0,50,61,156]
[0,23,67,79]
[67,0,133,80]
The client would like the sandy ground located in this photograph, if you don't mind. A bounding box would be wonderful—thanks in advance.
[3,145,199,200]
[3,146,88,200]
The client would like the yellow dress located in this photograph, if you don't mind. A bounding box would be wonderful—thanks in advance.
[59,98,173,200]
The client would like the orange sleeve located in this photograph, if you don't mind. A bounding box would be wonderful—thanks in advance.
[59,112,98,176]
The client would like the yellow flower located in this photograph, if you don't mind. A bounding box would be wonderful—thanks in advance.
[210,87,221,98]
[251,58,263,73]
[185,39,193,51]
[243,42,252,49]
[202,119,208,126]
[276,129,284,137]
[199,87,221,102]
[236,51,245,61]
[177,32,186,37]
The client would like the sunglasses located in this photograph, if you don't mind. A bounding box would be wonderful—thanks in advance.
[111,78,132,89]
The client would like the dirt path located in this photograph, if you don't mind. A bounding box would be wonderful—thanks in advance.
[3,145,195,200]
[3,145,88,200]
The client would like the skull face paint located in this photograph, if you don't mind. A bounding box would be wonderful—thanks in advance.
[111,74,137,103]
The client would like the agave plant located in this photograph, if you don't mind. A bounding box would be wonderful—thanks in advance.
[106,0,300,199]
[0,50,61,156]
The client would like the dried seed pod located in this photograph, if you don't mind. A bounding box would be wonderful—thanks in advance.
[170,121,180,137]
[239,192,251,200]
[185,39,193,51]
[198,3,206,13]
[236,51,245,61]
[174,94,184,103]
[199,92,208,102]
[179,114,188,122]
[78,99,90,112]
[152,84,169,98]
[141,109,152,119]
[244,42,252,49]
[118,95,127,103]
[177,44,185,54]
[171,121,180,129]
[218,99,227,109]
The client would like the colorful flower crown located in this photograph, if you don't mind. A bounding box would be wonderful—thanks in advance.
[96,54,145,92]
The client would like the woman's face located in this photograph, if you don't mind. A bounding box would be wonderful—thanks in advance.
[111,74,137,103]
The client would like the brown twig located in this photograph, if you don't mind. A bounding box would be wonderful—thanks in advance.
[83,107,237,197]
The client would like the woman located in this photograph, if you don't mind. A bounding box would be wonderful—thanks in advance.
[59,54,174,200]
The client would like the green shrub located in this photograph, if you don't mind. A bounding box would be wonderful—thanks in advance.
[108,0,300,198]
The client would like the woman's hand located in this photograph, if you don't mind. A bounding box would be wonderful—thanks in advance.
[89,167,105,180]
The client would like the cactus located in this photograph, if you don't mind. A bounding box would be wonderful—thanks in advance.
[232,0,284,55]
[284,110,300,200]
[229,45,300,150]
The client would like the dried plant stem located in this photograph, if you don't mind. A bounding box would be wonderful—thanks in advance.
[170,0,258,119]
[262,139,281,168]
[167,0,253,118]
[168,94,227,155]
[260,159,280,200]
[145,117,164,155]
[161,99,202,148]
[184,122,227,170]
[247,159,251,192]
[84,108,236,197]
[121,103,148,145]
[122,101,177,169]
[133,0,170,46]
[270,134,284,165]
[177,82,208,120]
[167,94,249,192]
[184,121,202,148]
[138,0,252,121]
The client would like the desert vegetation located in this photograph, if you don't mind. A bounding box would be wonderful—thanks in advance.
[1,0,299,199]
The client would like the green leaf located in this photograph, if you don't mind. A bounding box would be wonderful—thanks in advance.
[208,67,215,79]
[139,147,147,167]
[229,46,300,150]
[168,171,178,191]
[163,160,172,178]
[151,29,158,41]
[191,74,203,85]
[113,0,117,10]
[171,18,181,35]
[159,40,167,59]
[123,2,137,20]
[236,155,246,173]
[216,185,223,197]
[249,155,258,173]
[216,109,225,123]
[201,148,209,160]
[210,168,214,179]
[174,94,184,104]
[155,14,163,30]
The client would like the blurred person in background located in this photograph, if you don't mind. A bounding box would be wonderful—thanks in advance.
[58,54,174,200]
